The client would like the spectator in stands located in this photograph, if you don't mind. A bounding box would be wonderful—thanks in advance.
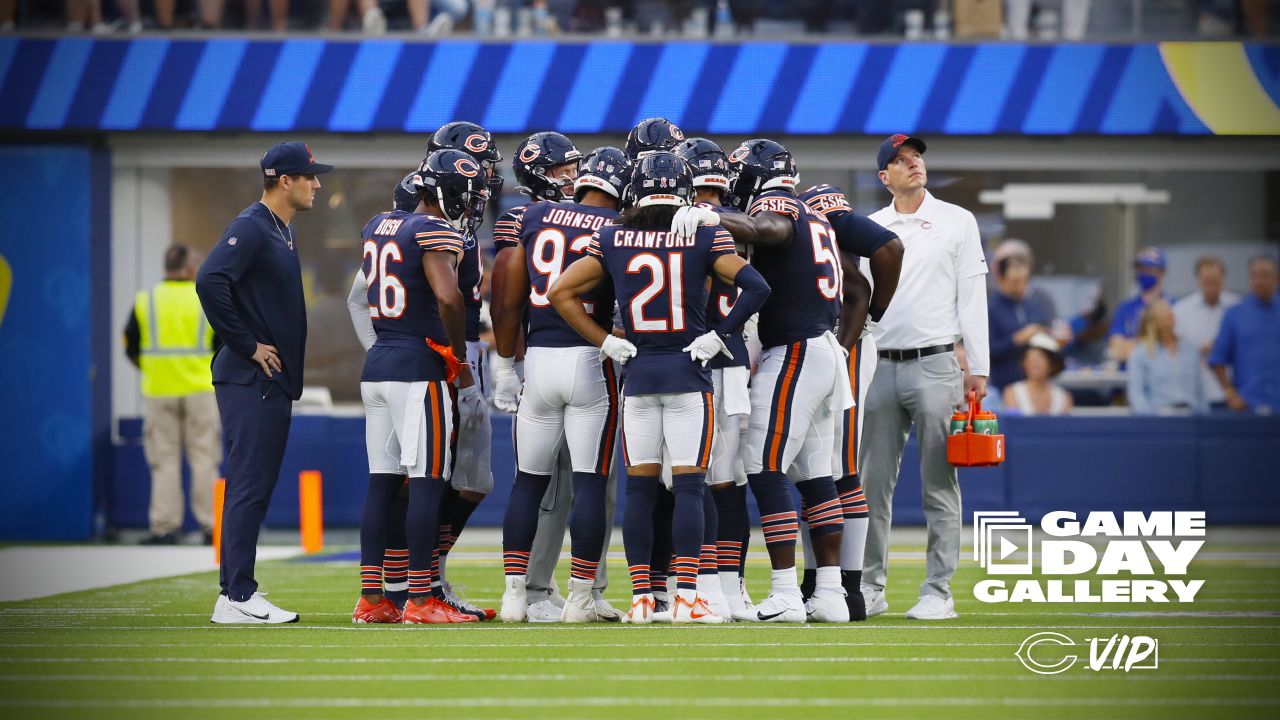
[1173,256,1239,408]
[1108,246,1168,364]
[246,0,290,30]
[987,254,1058,392]
[1210,256,1280,414]
[331,0,467,34]
[1002,333,1072,416]
[1127,300,1205,415]
[1,0,14,31]
[66,0,141,32]
[124,245,221,545]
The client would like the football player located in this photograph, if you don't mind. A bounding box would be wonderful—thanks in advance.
[548,151,770,624]
[347,149,486,624]
[670,139,853,623]
[798,184,903,621]
[491,145,630,623]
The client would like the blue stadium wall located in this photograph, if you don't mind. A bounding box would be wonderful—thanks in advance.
[1,36,1278,539]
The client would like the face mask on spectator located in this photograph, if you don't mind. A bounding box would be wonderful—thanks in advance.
[1136,272,1160,292]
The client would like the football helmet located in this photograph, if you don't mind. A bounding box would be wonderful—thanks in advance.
[429,120,504,198]
[512,131,581,202]
[674,137,731,199]
[574,146,631,202]
[627,151,693,209]
[726,139,799,212]
[625,117,685,160]
[393,172,419,213]
[413,149,488,232]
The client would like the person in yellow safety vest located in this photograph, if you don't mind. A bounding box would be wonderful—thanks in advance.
[123,245,222,545]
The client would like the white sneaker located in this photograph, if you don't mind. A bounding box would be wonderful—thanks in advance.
[561,579,602,623]
[622,593,655,624]
[906,594,958,620]
[211,592,299,624]
[752,591,806,623]
[361,6,387,35]
[526,599,562,623]
[672,591,727,624]
[862,585,888,618]
[697,575,733,621]
[499,576,527,622]
[590,591,624,622]
[805,588,850,623]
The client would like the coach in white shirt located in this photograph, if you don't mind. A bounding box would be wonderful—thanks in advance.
[1172,256,1239,405]
[860,135,990,621]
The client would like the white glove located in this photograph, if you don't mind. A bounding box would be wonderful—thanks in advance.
[600,334,638,366]
[743,313,759,340]
[491,355,522,414]
[682,331,733,367]
[861,318,879,340]
[670,205,721,242]
[456,384,487,432]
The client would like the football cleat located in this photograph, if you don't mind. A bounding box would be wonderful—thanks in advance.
[805,588,850,623]
[499,576,528,623]
[441,584,493,621]
[591,591,624,622]
[211,592,299,625]
[752,591,806,623]
[697,575,733,621]
[906,594,958,620]
[672,592,727,624]
[862,586,889,618]
[622,593,656,624]
[561,579,616,623]
[401,596,478,624]
[525,599,563,623]
[352,596,402,624]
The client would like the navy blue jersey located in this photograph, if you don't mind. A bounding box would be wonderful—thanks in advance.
[588,224,736,395]
[513,201,618,348]
[705,205,748,370]
[799,187,897,260]
[458,239,483,342]
[359,210,465,382]
[492,204,527,251]
[747,191,842,348]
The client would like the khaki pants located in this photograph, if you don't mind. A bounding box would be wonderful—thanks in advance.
[144,392,222,534]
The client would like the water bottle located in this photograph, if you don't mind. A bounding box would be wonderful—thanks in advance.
[973,409,1000,435]
[950,408,969,435]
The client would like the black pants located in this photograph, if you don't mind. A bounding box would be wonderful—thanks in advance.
[215,380,293,602]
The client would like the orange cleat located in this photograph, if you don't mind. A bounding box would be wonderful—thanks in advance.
[352,596,402,624]
[401,596,480,624]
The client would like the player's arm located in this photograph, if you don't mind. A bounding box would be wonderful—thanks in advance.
[867,237,903,320]
[490,245,528,360]
[838,254,871,349]
[829,211,903,320]
[422,251,474,388]
[714,208,793,248]
[548,256,610,348]
[711,253,770,338]
[346,268,376,352]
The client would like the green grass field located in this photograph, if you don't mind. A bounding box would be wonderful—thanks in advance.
[2,532,1278,719]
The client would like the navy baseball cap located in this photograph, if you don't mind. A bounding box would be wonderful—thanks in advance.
[260,141,333,178]
[876,134,927,171]
[1135,246,1167,270]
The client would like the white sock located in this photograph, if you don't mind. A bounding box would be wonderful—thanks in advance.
[771,567,799,594]
[815,566,841,591]
[841,518,868,571]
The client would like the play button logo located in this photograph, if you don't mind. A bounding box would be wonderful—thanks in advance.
[999,535,1020,560]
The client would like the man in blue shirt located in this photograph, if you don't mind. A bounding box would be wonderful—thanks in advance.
[197,142,331,624]
[1210,256,1280,414]
[1108,247,1167,364]
[987,255,1056,390]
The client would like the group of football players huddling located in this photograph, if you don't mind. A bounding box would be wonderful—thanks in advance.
[348,116,902,626]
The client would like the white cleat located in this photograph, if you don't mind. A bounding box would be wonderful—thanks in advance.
[862,585,888,618]
[211,592,299,624]
[590,591,624,622]
[906,594,958,620]
[752,591,806,623]
[697,575,733,621]
[805,588,851,623]
[499,576,528,622]
[526,599,563,623]
[672,592,727,624]
[561,579,610,623]
[622,593,656,624]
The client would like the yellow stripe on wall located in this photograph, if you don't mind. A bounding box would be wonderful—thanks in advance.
[1160,42,1280,135]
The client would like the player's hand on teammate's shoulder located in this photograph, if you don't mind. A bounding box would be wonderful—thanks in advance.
[670,205,721,242]
[251,342,281,377]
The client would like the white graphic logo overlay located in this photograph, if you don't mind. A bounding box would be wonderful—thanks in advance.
[1016,632,1160,674]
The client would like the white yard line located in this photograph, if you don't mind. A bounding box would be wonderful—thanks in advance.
[0,546,303,602]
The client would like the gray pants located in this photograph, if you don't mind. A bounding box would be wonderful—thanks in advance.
[860,352,963,599]
[526,447,616,599]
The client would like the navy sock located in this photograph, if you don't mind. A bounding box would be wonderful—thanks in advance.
[650,487,674,591]
[713,483,747,574]
[405,476,444,598]
[739,484,752,576]
[359,473,403,596]
[438,486,481,579]
[623,473,660,596]
[670,474,706,591]
[749,471,798,553]
[699,488,719,578]
[836,474,868,518]
[797,477,842,538]
[383,490,409,607]
[502,471,550,576]
[569,472,607,583]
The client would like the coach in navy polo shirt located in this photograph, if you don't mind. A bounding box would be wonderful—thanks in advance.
[197,142,331,624]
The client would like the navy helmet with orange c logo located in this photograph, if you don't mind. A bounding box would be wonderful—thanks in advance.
[413,149,487,233]
[429,121,504,200]
[726,139,798,212]
[625,117,684,161]
[511,131,581,203]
